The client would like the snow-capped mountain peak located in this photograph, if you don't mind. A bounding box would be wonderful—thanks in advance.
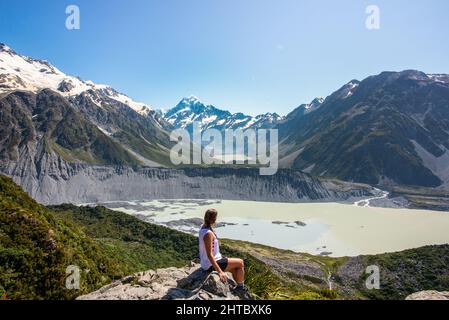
[184,95,201,104]
[163,97,283,131]
[0,43,152,115]
[172,96,211,114]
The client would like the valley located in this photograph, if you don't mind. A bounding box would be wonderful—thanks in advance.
[1,174,449,300]
[1,43,449,301]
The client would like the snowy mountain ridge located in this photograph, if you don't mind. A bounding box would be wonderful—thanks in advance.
[0,43,152,116]
[163,95,283,131]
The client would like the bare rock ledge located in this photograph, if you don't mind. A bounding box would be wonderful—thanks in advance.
[406,291,449,300]
[76,262,248,300]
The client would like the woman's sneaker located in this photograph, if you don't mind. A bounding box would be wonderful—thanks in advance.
[232,285,253,300]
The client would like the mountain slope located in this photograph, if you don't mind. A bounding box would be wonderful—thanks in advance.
[0,174,199,299]
[279,70,449,188]
[227,239,449,300]
[67,89,172,166]
[0,89,141,172]
[0,43,173,168]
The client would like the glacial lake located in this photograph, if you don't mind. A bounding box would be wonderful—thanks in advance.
[89,199,449,257]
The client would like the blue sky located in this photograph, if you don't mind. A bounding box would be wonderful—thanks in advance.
[1,0,449,115]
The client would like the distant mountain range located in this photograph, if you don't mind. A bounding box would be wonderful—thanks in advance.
[1,43,449,189]
[162,95,283,132]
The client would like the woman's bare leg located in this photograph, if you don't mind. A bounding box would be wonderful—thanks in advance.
[225,258,245,284]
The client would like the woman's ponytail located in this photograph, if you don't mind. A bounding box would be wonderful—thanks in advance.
[204,209,218,231]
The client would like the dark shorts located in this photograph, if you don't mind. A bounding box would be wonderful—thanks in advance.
[207,257,228,272]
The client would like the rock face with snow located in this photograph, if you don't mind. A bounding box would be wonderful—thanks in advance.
[406,291,449,300]
[163,96,282,132]
[284,97,324,121]
[0,43,153,116]
[76,262,247,300]
[0,43,173,168]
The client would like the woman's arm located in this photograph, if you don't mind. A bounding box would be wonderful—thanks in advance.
[204,232,228,283]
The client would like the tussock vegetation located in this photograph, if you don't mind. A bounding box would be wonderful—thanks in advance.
[0,175,196,299]
[0,175,122,299]
[358,245,449,300]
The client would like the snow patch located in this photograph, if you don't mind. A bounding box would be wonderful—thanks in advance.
[97,126,112,136]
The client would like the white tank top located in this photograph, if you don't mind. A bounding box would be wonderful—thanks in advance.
[199,226,223,270]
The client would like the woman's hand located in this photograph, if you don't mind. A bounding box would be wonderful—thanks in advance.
[219,271,228,283]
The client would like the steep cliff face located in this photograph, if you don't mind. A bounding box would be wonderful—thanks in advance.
[0,162,378,205]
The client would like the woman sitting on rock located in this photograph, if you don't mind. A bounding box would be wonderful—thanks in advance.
[199,208,251,299]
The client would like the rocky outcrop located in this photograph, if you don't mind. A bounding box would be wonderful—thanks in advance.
[1,162,380,205]
[406,291,449,300]
[76,262,246,300]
